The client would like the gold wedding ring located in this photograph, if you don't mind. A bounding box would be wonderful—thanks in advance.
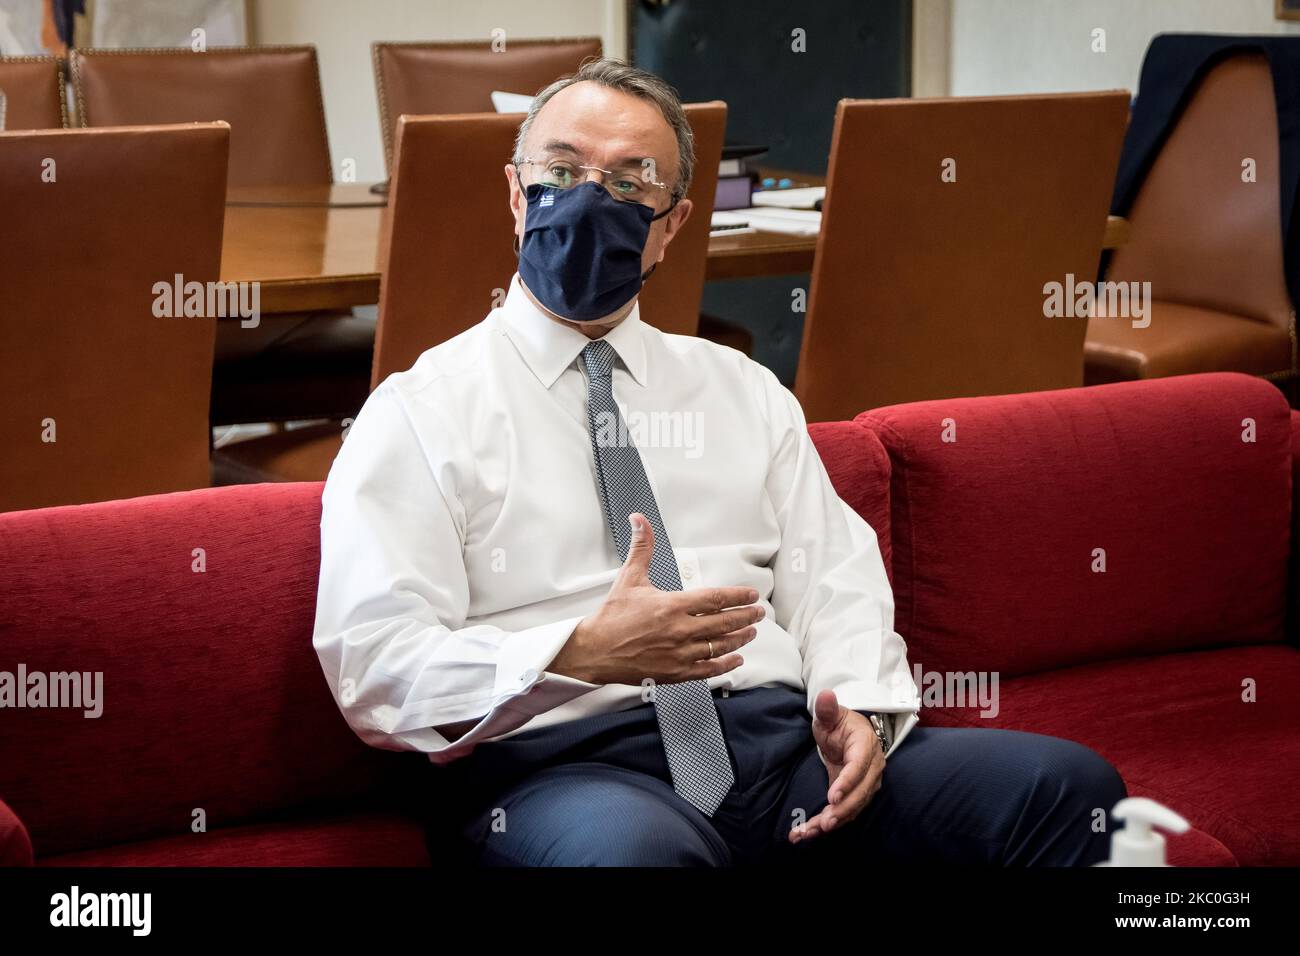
[707,640,715,659]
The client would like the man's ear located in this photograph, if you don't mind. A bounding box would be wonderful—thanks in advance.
[505,163,526,243]
[654,197,693,264]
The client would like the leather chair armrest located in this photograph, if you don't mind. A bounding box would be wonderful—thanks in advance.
[0,797,34,866]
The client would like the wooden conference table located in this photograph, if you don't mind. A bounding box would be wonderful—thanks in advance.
[221,182,1132,316]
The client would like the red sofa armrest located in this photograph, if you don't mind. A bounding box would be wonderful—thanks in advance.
[0,797,34,866]
[807,420,893,583]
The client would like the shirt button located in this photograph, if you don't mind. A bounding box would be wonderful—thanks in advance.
[681,564,695,581]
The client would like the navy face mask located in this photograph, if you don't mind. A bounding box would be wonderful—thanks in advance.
[517,179,673,322]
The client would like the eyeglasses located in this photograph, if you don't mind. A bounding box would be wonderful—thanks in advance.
[515,155,675,210]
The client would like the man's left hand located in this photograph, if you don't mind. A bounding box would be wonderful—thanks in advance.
[789,689,886,844]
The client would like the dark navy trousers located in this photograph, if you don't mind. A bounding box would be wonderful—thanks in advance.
[423,684,1126,867]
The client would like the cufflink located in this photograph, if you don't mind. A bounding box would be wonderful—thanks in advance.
[864,712,889,752]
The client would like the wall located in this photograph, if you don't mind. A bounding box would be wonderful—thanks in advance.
[949,0,1300,97]
[250,0,625,182]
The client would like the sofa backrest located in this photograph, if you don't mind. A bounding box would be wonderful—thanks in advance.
[0,481,397,859]
[856,372,1292,679]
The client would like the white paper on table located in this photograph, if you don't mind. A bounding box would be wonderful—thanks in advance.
[750,186,825,210]
[736,207,822,236]
[491,91,535,113]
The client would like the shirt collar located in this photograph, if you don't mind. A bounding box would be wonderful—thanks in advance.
[498,273,649,389]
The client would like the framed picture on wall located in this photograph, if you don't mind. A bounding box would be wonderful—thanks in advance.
[1277,0,1300,21]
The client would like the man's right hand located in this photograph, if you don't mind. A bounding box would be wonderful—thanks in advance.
[549,513,764,686]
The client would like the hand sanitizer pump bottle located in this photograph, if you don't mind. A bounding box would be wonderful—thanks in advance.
[1095,797,1190,866]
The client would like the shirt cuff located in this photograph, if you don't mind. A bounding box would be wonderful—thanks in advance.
[492,615,587,699]
[403,617,600,760]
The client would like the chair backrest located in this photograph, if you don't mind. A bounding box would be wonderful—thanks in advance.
[71,45,331,187]
[0,124,228,512]
[1107,53,1291,330]
[371,102,727,382]
[371,112,521,383]
[796,91,1131,422]
[372,36,601,172]
[636,101,727,337]
[0,55,67,129]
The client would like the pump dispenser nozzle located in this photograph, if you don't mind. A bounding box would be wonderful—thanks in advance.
[1099,797,1190,867]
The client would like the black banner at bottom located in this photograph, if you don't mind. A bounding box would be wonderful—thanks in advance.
[0,865,1291,942]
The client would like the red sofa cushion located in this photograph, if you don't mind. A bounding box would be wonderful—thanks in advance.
[858,372,1292,679]
[0,482,402,860]
[1160,828,1239,868]
[808,420,892,581]
[919,644,1300,866]
[39,810,429,867]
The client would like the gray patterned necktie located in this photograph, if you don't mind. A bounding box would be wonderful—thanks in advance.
[580,339,735,817]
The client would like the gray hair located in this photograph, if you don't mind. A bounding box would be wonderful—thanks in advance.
[512,57,694,202]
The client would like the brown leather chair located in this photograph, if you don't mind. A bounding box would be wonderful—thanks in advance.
[0,123,229,512]
[70,45,373,427]
[635,101,726,337]
[1085,54,1295,387]
[214,102,728,482]
[0,55,67,130]
[213,112,522,484]
[70,46,331,187]
[795,91,1131,423]
[372,37,601,174]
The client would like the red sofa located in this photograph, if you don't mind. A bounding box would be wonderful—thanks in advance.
[0,371,1295,865]
[0,482,431,866]
[847,371,1300,867]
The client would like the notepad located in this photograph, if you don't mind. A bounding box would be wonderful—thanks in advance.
[750,186,825,210]
[709,211,755,236]
[736,207,822,236]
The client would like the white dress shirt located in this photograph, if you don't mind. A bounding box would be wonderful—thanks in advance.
[314,274,921,765]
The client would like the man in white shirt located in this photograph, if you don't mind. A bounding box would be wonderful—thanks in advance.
[314,58,1126,866]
